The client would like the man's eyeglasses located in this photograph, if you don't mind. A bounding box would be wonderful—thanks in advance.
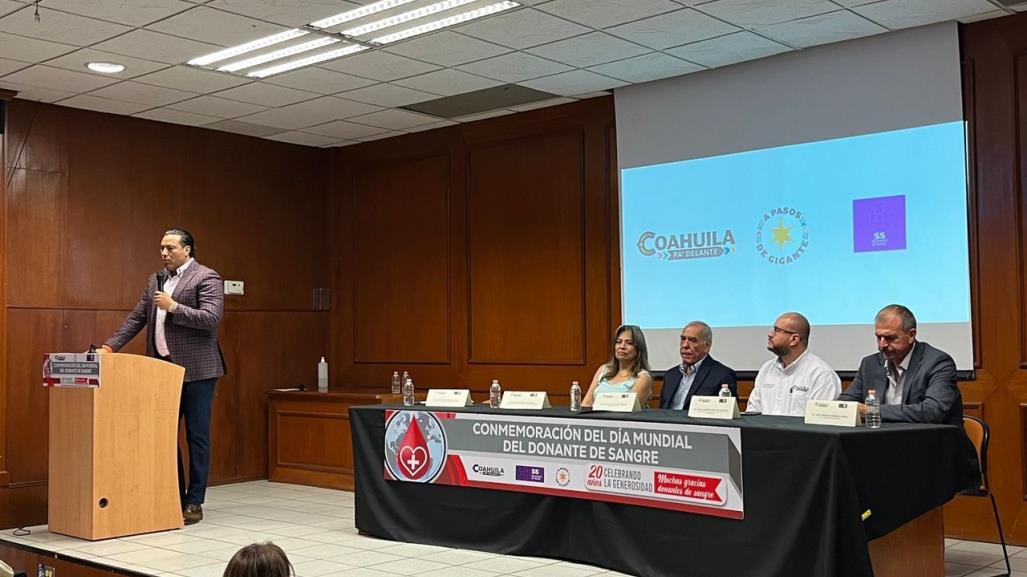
[772,326,798,336]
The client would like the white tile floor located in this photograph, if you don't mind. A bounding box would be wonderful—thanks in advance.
[0,480,1024,577]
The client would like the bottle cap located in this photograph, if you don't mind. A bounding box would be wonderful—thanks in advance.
[868,388,876,394]
[320,356,326,362]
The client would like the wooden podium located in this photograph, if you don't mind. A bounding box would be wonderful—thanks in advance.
[48,353,185,540]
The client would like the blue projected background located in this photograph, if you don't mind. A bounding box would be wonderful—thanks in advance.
[620,122,972,368]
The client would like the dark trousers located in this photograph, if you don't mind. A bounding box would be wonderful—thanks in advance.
[178,377,218,506]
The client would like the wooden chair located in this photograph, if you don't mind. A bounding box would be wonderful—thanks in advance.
[963,415,1011,576]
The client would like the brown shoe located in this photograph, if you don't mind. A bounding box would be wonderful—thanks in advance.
[183,504,203,525]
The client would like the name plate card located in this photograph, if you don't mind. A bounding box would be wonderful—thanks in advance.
[688,396,740,419]
[500,391,551,410]
[592,392,641,412]
[425,389,473,407]
[43,353,101,388]
[804,400,860,427]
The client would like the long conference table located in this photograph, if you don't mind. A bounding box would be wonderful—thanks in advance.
[350,405,979,577]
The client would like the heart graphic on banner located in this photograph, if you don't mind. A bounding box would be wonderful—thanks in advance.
[399,446,428,477]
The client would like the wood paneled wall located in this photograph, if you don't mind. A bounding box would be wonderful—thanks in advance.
[944,11,1027,544]
[329,97,617,396]
[0,99,330,528]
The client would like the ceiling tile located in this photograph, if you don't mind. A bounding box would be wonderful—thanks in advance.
[234,96,382,129]
[265,67,377,95]
[959,10,1010,24]
[167,94,268,118]
[665,31,791,68]
[0,57,30,76]
[93,29,222,65]
[134,65,251,92]
[266,130,340,147]
[358,130,405,142]
[321,50,441,82]
[337,83,438,107]
[518,69,627,97]
[58,94,153,115]
[456,52,573,83]
[213,82,320,107]
[2,64,119,92]
[203,118,283,136]
[587,52,703,83]
[536,0,682,29]
[134,107,221,126]
[384,31,512,67]
[0,5,131,45]
[0,80,76,102]
[695,0,839,27]
[206,0,362,28]
[0,1,20,17]
[146,5,289,46]
[347,108,440,130]
[456,8,590,50]
[0,31,77,62]
[756,10,887,48]
[88,80,198,106]
[453,108,516,122]
[46,48,169,80]
[303,120,391,139]
[38,0,194,26]
[852,0,999,29]
[507,96,577,111]
[606,8,739,50]
[392,69,502,97]
[526,32,649,68]
[405,119,458,133]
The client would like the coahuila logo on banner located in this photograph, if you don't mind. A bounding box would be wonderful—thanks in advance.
[384,411,448,483]
[755,207,809,265]
[472,464,505,477]
[637,230,736,260]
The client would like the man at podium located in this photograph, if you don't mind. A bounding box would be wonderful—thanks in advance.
[101,228,226,525]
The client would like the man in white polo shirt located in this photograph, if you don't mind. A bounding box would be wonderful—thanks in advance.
[746,312,840,416]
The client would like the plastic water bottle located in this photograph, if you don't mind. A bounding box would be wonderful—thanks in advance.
[391,371,401,395]
[489,379,502,408]
[402,378,415,407]
[719,383,732,398]
[865,388,881,429]
[402,371,410,388]
[569,381,582,412]
[317,357,328,392]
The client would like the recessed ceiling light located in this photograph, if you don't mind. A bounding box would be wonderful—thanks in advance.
[341,0,478,37]
[187,29,309,67]
[218,37,340,72]
[86,62,126,74]
[373,1,520,44]
[247,45,368,78]
[310,0,419,30]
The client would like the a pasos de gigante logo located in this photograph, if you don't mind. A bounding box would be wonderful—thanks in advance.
[755,207,808,265]
[637,229,736,261]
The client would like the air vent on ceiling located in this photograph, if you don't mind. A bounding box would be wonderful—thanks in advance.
[401,84,560,119]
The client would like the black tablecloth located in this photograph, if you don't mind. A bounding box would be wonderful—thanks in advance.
[351,406,979,577]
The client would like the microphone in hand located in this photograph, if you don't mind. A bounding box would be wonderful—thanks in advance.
[156,270,167,292]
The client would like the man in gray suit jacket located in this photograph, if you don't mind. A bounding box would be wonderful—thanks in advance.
[839,304,962,426]
[102,228,226,525]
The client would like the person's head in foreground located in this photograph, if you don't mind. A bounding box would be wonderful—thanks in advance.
[223,542,293,577]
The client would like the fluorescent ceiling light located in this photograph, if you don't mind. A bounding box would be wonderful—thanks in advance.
[310,0,418,29]
[86,62,125,74]
[247,45,368,78]
[372,1,519,44]
[188,29,308,67]
[218,37,340,72]
[342,0,478,37]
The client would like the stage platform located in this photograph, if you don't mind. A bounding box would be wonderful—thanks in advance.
[0,480,1018,577]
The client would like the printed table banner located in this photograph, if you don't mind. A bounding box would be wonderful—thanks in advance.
[384,411,744,519]
[42,353,101,387]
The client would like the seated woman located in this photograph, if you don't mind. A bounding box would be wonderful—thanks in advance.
[582,324,653,407]
[223,542,293,577]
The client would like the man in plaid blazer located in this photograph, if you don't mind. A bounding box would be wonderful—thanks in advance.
[103,228,226,525]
